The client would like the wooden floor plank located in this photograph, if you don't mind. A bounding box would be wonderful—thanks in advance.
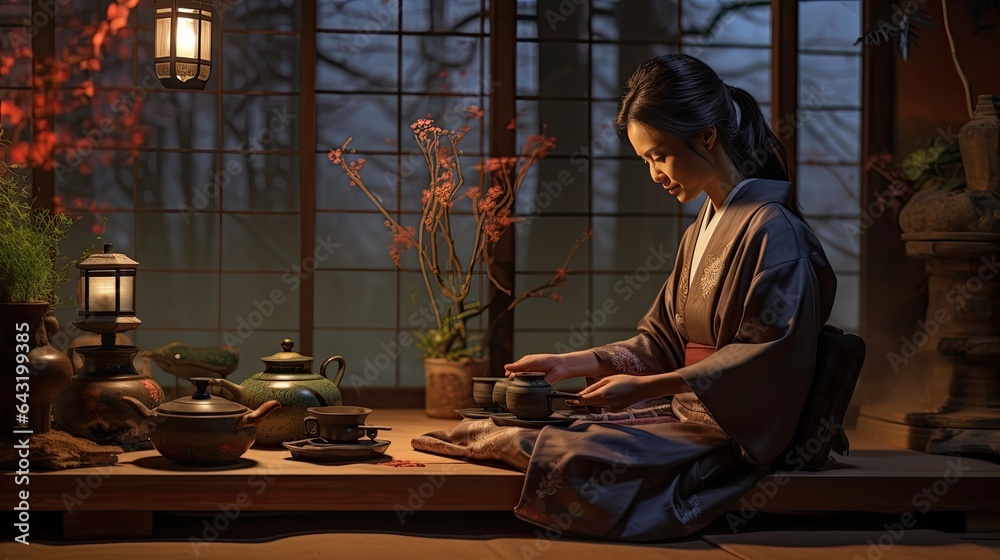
[704,529,1000,560]
[0,532,741,560]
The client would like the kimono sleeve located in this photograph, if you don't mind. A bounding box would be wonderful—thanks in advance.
[591,277,686,376]
[675,256,823,466]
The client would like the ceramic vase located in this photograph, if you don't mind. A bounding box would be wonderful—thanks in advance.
[959,94,1000,192]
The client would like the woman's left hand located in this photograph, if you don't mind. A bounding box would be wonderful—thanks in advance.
[571,375,655,412]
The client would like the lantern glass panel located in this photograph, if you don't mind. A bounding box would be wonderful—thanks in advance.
[87,274,119,313]
[119,275,135,313]
[176,15,199,59]
[200,19,212,61]
[155,15,171,58]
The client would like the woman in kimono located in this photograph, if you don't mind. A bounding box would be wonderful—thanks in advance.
[414,53,837,541]
[502,53,837,539]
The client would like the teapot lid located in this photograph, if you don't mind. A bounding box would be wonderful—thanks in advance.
[260,338,313,371]
[157,378,249,416]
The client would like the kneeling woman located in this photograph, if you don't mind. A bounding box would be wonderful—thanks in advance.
[503,53,837,539]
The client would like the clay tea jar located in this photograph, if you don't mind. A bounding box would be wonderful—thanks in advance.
[505,373,553,420]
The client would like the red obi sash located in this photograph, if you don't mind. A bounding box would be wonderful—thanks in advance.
[684,341,716,366]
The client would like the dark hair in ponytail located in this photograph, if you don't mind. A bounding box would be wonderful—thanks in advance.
[615,54,801,218]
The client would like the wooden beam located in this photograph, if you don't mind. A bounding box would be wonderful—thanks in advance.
[299,2,317,356]
[30,0,55,211]
[854,0,926,419]
[770,0,798,184]
[487,1,517,377]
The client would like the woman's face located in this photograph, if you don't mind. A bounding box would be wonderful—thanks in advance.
[627,120,717,205]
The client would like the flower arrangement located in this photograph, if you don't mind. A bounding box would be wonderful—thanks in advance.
[328,107,591,361]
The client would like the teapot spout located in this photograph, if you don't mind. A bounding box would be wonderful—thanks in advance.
[120,395,155,419]
[209,378,245,401]
[237,400,281,429]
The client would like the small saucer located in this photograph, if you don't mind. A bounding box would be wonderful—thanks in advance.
[283,438,391,462]
[491,415,576,428]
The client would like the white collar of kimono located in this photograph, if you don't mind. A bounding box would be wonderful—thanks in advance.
[689,178,754,288]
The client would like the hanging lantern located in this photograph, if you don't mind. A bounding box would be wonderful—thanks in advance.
[154,0,214,89]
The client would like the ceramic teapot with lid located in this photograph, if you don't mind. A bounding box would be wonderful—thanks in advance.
[209,338,346,446]
[121,378,280,465]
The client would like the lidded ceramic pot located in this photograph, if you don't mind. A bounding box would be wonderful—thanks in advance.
[209,338,346,446]
[505,373,553,419]
[121,378,280,465]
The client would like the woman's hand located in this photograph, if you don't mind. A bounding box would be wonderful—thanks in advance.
[504,353,576,385]
[505,350,613,385]
[571,375,655,411]
[572,371,688,412]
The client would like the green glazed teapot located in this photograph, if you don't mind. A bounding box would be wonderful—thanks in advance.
[209,338,346,446]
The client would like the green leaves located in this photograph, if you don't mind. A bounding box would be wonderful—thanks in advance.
[0,133,78,304]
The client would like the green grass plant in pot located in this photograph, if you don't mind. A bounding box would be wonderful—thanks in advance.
[0,132,77,433]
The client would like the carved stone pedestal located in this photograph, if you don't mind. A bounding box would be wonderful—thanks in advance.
[859,232,1000,455]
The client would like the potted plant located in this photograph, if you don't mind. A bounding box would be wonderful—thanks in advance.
[0,131,80,432]
[328,107,590,418]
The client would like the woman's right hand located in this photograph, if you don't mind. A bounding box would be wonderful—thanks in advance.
[504,351,603,385]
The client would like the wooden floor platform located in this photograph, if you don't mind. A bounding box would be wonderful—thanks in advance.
[2,409,998,540]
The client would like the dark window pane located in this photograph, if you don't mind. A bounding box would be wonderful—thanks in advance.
[401,35,484,94]
[140,92,219,150]
[800,0,861,51]
[320,0,401,31]
[223,32,300,92]
[226,0,301,32]
[136,152,218,211]
[222,94,299,151]
[222,153,300,212]
[317,32,399,92]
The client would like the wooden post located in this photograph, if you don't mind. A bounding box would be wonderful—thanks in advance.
[487,1,517,377]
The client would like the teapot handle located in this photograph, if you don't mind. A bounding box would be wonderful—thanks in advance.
[320,355,347,387]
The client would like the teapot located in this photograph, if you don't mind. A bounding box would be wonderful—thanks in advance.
[121,378,280,466]
[209,338,346,446]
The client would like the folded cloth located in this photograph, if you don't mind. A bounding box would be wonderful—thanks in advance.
[410,404,680,471]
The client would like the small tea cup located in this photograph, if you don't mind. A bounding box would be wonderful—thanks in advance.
[472,376,503,411]
[303,405,391,442]
[492,378,513,413]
